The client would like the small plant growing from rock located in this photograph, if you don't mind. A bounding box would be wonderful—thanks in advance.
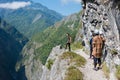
[60,51,86,67]
[115,65,120,80]
[64,66,83,80]
[102,62,110,79]
[46,59,54,70]
[71,42,84,50]
[111,49,118,56]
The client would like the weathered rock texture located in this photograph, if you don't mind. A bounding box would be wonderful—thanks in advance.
[0,18,28,80]
[40,46,66,80]
[81,0,120,79]
[16,42,43,80]
[19,45,79,80]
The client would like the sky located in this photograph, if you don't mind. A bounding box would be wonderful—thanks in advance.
[33,0,82,16]
[0,2,31,9]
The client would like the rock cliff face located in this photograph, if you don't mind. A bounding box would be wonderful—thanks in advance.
[18,45,80,80]
[40,46,84,80]
[40,46,66,80]
[0,18,28,80]
[16,42,43,80]
[81,0,120,79]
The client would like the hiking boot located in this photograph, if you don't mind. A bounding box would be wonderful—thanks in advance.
[89,57,92,59]
[93,68,98,71]
[97,67,99,70]
[98,66,102,69]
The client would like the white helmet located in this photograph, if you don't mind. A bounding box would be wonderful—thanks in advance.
[94,29,99,34]
[99,30,103,35]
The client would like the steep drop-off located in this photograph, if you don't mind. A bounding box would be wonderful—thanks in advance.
[0,18,28,80]
[17,12,82,80]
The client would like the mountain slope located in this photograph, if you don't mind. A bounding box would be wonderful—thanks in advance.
[17,12,82,80]
[31,12,82,65]
[0,1,63,38]
[0,18,28,80]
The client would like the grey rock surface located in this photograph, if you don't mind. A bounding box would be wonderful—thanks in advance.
[81,0,120,79]
[40,46,67,80]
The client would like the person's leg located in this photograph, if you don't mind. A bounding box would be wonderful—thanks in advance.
[93,56,97,70]
[66,43,68,49]
[98,58,102,69]
[68,43,71,51]
[90,47,92,58]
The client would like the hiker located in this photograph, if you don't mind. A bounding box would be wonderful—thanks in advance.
[92,30,104,71]
[66,33,72,51]
[89,32,94,59]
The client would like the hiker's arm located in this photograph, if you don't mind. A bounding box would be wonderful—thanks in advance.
[103,37,106,42]
[92,38,96,48]
[70,37,72,43]
[92,42,95,48]
[101,36,106,42]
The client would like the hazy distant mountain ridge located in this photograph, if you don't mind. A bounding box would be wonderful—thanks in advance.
[0,0,63,38]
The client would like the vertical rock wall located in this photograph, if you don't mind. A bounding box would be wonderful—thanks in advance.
[16,42,43,80]
[40,46,67,80]
[81,0,120,79]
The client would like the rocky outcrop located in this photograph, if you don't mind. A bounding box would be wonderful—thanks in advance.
[16,42,43,80]
[40,46,85,80]
[18,44,85,80]
[18,45,70,80]
[40,46,66,80]
[81,0,120,79]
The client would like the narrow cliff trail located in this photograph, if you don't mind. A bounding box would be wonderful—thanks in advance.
[74,49,108,80]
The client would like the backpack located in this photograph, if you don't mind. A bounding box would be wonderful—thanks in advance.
[93,35,103,53]
[90,38,93,46]
[82,40,85,46]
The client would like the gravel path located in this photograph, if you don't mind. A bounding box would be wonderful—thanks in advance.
[74,49,108,80]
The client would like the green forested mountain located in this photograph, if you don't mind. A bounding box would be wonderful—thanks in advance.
[0,18,28,80]
[28,12,82,65]
[0,1,63,38]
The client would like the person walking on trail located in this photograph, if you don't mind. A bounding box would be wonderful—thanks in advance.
[92,30,105,71]
[66,33,72,51]
[89,31,94,59]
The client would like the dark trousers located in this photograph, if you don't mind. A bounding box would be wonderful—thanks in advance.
[90,47,93,58]
[66,43,71,51]
[93,56,101,68]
